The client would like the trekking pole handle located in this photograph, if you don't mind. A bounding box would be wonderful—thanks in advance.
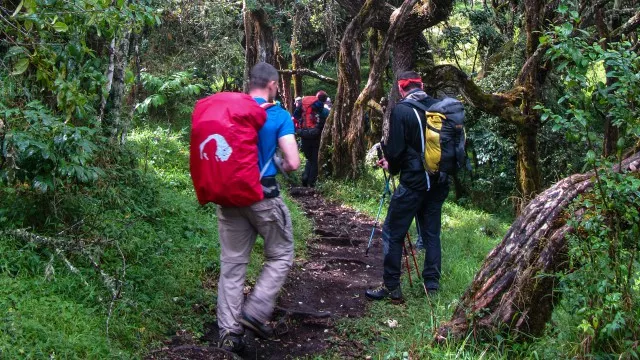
[376,144,384,161]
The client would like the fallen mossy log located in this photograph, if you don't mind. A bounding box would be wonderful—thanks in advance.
[435,151,640,342]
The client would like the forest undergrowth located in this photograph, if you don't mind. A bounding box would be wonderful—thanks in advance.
[0,126,311,359]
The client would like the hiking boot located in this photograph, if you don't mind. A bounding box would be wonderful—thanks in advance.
[239,312,274,340]
[218,331,245,354]
[365,284,403,303]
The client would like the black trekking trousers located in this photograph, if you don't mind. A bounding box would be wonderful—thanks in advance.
[301,138,320,187]
[382,180,449,290]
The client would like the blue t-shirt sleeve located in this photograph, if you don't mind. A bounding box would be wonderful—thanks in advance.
[277,110,295,138]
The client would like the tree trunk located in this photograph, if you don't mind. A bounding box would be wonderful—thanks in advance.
[275,43,293,112]
[597,0,622,158]
[280,71,293,111]
[435,151,640,342]
[0,118,5,170]
[515,123,541,206]
[242,0,275,92]
[278,69,338,85]
[103,31,132,144]
[319,0,384,179]
[346,0,420,177]
[511,0,546,204]
[291,4,303,98]
[98,38,116,124]
[333,0,452,144]
[122,32,141,145]
[382,34,434,142]
[324,0,340,59]
[452,173,469,200]
[366,29,385,147]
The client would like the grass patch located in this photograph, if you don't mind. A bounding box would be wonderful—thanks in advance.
[0,126,312,359]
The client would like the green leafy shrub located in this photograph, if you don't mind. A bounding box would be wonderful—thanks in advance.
[1,101,103,193]
[135,72,206,124]
[537,13,640,358]
[1,0,158,194]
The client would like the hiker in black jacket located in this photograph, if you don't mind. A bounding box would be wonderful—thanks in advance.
[365,71,450,302]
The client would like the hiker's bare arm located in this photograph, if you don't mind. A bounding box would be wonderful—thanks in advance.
[278,134,300,172]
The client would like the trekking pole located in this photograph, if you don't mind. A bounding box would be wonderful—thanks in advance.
[366,145,392,256]
[365,172,390,256]
[405,232,421,279]
[402,241,413,287]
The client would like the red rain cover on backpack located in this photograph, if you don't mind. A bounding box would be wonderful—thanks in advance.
[190,92,267,207]
[301,96,319,129]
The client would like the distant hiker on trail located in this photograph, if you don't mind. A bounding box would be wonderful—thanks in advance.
[366,70,466,302]
[293,96,303,117]
[293,96,303,130]
[324,97,332,111]
[191,62,300,354]
[296,90,329,187]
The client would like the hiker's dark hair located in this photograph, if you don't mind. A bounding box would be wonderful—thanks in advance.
[397,71,422,91]
[250,62,279,90]
[316,90,328,103]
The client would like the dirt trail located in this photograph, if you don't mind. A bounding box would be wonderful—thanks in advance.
[148,187,385,359]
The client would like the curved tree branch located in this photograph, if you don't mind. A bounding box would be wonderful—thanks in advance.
[426,64,526,125]
[579,0,613,29]
[319,0,386,178]
[356,0,420,103]
[367,99,384,115]
[277,68,338,85]
[610,10,640,38]
[516,44,550,86]
[345,0,420,173]
[335,0,453,37]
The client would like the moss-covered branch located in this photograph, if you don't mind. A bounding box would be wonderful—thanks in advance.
[277,69,338,85]
[426,64,526,125]
[610,9,640,38]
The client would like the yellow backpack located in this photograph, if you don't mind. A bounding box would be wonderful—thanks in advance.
[403,98,467,189]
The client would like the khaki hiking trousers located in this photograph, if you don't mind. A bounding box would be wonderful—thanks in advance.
[216,196,294,336]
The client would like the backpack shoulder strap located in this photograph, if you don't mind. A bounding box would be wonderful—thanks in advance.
[401,99,430,112]
[258,102,276,179]
[259,157,273,180]
[410,107,432,191]
[260,102,275,110]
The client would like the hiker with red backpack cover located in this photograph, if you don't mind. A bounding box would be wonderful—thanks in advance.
[189,62,300,354]
[296,90,329,187]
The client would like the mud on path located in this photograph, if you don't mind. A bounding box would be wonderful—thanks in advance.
[148,187,385,360]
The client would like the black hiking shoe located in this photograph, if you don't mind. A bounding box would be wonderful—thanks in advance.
[218,331,245,354]
[365,284,403,303]
[239,312,274,340]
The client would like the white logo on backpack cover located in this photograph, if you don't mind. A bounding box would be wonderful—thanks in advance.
[199,134,232,161]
